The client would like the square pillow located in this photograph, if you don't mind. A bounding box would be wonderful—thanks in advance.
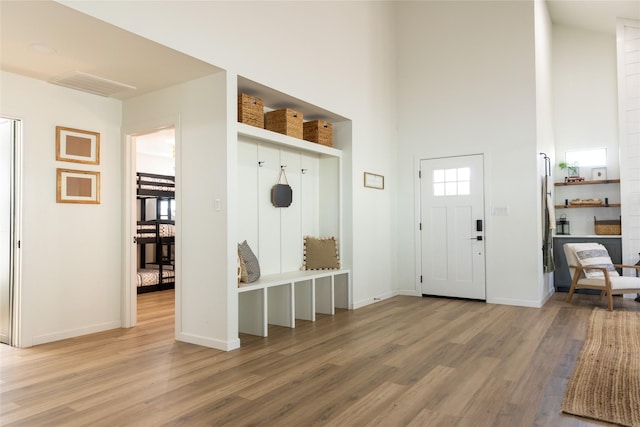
[238,240,260,283]
[303,236,340,270]
[572,243,619,279]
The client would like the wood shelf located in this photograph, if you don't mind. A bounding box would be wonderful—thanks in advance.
[554,179,620,186]
[555,203,621,209]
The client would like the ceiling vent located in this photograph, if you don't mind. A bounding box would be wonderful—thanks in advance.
[49,71,136,97]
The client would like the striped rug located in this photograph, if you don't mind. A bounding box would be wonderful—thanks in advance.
[562,308,640,426]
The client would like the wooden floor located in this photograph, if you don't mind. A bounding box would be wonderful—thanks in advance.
[2,291,639,426]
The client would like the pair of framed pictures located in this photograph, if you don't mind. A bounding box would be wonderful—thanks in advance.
[55,126,100,204]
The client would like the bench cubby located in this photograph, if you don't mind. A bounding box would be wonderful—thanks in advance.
[238,269,350,336]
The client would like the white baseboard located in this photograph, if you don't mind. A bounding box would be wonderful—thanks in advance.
[486,297,543,308]
[177,332,240,351]
[353,290,401,309]
[31,320,122,346]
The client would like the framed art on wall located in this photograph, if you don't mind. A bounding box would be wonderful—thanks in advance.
[56,126,100,165]
[591,167,607,181]
[56,168,100,204]
[364,172,384,189]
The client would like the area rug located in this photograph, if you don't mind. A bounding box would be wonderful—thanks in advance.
[562,308,640,426]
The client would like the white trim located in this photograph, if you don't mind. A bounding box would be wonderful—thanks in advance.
[486,297,543,308]
[4,117,23,347]
[32,321,122,346]
[122,116,180,329]
[176,332,240,351]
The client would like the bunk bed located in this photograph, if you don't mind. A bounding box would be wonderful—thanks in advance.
[136,172,175,293]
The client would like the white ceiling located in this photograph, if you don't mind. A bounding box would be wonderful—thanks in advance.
[0,1,221,100]
[1,1,638,101]
[547,0,639,35]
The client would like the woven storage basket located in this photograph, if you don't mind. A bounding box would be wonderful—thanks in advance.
[594,217,621,235]
[264,108,303,139]
[237,94,264,128]
[303,120,333,147]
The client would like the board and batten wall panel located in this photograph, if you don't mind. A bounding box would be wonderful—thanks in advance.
[237,140,259,251]
[257,144,281,275]
[237,136,336,276]
[301,154,320,239]
[618,20,640,268]
[279,149,302,272]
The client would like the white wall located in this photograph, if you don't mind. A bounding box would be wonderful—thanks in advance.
[0,71,122,346]
[64,1,398,309]
[395,1,544,307]
[552,25,621,235]
[534,0,555,299]
[617,20,640,268]
[122,73,237,350]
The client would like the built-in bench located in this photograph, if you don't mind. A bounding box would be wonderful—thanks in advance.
[237,269,350,337]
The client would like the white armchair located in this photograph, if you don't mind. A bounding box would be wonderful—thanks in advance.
[564,243,640,311]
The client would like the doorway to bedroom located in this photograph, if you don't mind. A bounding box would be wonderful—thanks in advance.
[133,127,176,324]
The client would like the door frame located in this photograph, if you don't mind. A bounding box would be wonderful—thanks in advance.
[1,117,23,346]
[122,116,180,328]
[414,152,488,296]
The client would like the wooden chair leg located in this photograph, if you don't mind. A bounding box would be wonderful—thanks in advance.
[566,276,580,303]
[607,292,613,311]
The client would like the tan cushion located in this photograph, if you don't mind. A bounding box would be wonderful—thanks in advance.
[304,236,340,270]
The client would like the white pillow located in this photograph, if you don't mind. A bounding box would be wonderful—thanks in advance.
[572,243,619,279]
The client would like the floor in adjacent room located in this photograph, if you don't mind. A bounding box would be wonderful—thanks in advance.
[2,290,638,426]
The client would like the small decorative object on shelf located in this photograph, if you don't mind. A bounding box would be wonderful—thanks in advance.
[265,108,303,139]
[565,176,585,183]
[559,161,580,181]
[556,214,570,235]
[303,120,333,147]
[591,167,607,181]
[238,93,265,128]
[570,198,603,207]
[594,216,621,235]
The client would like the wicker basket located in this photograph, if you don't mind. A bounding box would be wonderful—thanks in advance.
[264,108,303,139]
[594,216,621,235]
[237,94,264,128]
[303,120,333,147]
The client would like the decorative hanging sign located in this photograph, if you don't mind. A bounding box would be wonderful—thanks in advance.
[271,167,292,208]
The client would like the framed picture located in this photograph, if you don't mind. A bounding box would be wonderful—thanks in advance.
[364,172,384,189]
[591,167,607,181]
[56,168,100,204]
[56,126,100,165]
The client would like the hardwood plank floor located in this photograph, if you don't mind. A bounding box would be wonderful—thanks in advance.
[1,290,639,426]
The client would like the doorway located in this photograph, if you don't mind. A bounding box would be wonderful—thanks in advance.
[419,154,486,300]
[0,117,21,346]
[133,127,176,322]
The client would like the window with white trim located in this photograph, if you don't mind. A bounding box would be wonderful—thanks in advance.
[433,167,470,196]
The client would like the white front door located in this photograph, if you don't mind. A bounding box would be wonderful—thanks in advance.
[420,155,486,300]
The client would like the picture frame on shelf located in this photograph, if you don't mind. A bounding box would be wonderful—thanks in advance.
[364,172,384,189]
[56,126,100,165]
[56,168,100,204]
[591,167,607,181]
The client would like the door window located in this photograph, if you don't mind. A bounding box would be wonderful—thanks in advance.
[433,167,470,196]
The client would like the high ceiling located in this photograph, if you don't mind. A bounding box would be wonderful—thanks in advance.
[1,1,638,100]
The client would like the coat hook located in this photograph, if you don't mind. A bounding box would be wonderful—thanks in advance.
[301,168,308,174]
[258,161,265,167]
